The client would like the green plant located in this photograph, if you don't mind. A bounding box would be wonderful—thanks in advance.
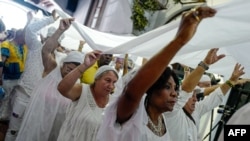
[131,0,181,32]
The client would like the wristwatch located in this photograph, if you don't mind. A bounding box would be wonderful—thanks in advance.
[198,61,209,70]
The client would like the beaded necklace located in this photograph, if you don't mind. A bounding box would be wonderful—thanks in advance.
[147,114,165,136]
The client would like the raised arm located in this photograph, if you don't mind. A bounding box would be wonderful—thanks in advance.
[122,54,129,76]
[182,48,225,92]
[41,18,74,76]
[220,63,245,95]
[203,85,220,96]
[204,63,250,96]
[25,10,57,50]
[116,6,217,123]
[78,40,85,52]
[57,50,102,101]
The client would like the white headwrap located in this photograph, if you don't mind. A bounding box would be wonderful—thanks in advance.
[47,26,65,43]
[62,51,84,64]
[94,65,119,79]
[199,74,211,82]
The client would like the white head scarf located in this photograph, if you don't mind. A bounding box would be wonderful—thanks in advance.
[94,65,119,79]
[62,51,84,64]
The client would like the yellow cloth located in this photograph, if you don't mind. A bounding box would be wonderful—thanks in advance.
[1,41,28,72]
[80,61,98,84]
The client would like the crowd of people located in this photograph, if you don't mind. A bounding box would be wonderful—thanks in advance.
[0,4,249,141]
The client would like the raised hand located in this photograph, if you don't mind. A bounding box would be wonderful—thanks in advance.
[175,6,217,45]
[229,63,245,83]
[203,48,225,65]
[83,50,102,68]
[59,18,74,31]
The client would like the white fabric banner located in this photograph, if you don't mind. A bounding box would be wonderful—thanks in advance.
[55,0,250,78]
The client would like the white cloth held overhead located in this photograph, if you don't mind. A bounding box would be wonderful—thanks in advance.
[54,0,250,79]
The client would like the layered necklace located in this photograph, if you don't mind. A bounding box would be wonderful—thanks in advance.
[147,114,165,136]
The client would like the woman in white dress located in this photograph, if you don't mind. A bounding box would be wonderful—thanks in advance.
[16,18,84,141]
[56,60,119,141]
[96,6,217,141]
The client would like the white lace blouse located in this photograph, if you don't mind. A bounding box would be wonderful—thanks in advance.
[57,84,104,141]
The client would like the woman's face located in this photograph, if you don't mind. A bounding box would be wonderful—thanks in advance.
[61,63,79,78]
[94,71,118,95]
[150,76,178,113]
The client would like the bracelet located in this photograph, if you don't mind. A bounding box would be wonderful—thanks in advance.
[225,80,234,87]
[198,61,209,70]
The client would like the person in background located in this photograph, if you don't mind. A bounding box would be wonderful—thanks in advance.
[80,53,113,84]
[96,6,217,141]
[0,28,28,121]
[113,56,124,77]
[4,10,59,141]
[164,49,245,141]
[110,54,135,78]
[0,17,7,141]
[16,17,82,141]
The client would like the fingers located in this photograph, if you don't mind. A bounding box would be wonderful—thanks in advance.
[89,50,102,59]
[231,63,245,81]
[60,18,75,29]
[62,18,74,24]
[204,48,225,64]
[190,6,217,23]
[182,5,216,25]
[93,50,102,58]
[176,5,216,45]
[217,54,226,60]
[196,6,217,19]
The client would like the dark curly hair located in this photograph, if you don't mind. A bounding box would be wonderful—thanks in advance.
[145,67,179,107]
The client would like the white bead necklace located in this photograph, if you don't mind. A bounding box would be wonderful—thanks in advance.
[147,115,164,136]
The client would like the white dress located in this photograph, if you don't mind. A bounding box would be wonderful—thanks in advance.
[57,84,104,141]
[96,95,172,141]
[16,66,71,141]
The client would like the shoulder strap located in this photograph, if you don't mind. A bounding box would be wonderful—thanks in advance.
[182,107,196,125]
